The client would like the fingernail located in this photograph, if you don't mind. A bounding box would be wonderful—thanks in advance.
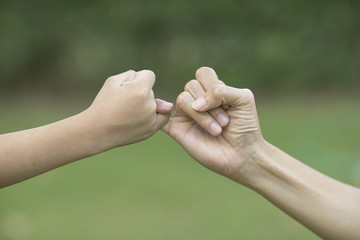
[156,99,174,109]
[210,122,222,135]
[192,97,207,110]
[162,101,174,109]
[217,113,229,127]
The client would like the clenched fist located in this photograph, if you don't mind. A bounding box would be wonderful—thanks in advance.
[85,70,174,151]
[162,67,262,184]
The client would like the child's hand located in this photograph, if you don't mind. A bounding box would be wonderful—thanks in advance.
[85,70,173,151]
[0,69,173,187]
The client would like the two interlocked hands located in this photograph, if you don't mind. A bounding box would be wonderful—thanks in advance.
[88,67,262,185]
[2,67,359,239]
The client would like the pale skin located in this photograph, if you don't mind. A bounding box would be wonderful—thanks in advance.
[1,67,359,239]
[162,67,360,240]
[0,70,174,188]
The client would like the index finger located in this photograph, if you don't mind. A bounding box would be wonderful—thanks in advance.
[133,70,156,90]
[195,67,225,91]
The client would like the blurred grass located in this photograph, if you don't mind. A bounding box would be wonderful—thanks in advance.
[0,93,359,240]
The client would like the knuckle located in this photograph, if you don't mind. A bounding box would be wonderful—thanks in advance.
[240,88,255,103]
[146,99,157,112]
[212,85,226,98]
[184,80,198,92]
[105,76,116,84]
[143,70,156,80]
[217,80,225,85]
[136,87,149,98]
[196,66,213,78]
[176,92,191,109]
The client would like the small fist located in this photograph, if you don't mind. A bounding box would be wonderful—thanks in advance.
[86,70,173,150]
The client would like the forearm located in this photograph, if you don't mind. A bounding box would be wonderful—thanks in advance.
[0,111,103,188]
[176,67,360,238]
[241,141,360,240]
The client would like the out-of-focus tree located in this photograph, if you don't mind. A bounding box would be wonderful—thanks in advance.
[0,0,359,95]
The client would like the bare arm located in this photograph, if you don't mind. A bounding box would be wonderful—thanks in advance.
[0,70,173,188]
[0,113,100,188]
[163,67,360,239]
[245,140,360,239]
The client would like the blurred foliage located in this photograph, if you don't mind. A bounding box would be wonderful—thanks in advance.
[1,2,360,238]
[0,0,360,96]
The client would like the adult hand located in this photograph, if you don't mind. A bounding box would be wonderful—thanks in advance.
[163,67,360,239]
[85,70,173,150]
[162,67,263,184]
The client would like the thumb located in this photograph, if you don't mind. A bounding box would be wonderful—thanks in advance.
[155,98,174,114]
[191,86,254,112]
[155,113,172,131]
[155,99,173,133]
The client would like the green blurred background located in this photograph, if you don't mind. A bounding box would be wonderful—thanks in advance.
[1,1,360,239]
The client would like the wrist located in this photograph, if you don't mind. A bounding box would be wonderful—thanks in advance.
[234,139,305,195]
[72,109,114,156]
[231,139,277,188]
